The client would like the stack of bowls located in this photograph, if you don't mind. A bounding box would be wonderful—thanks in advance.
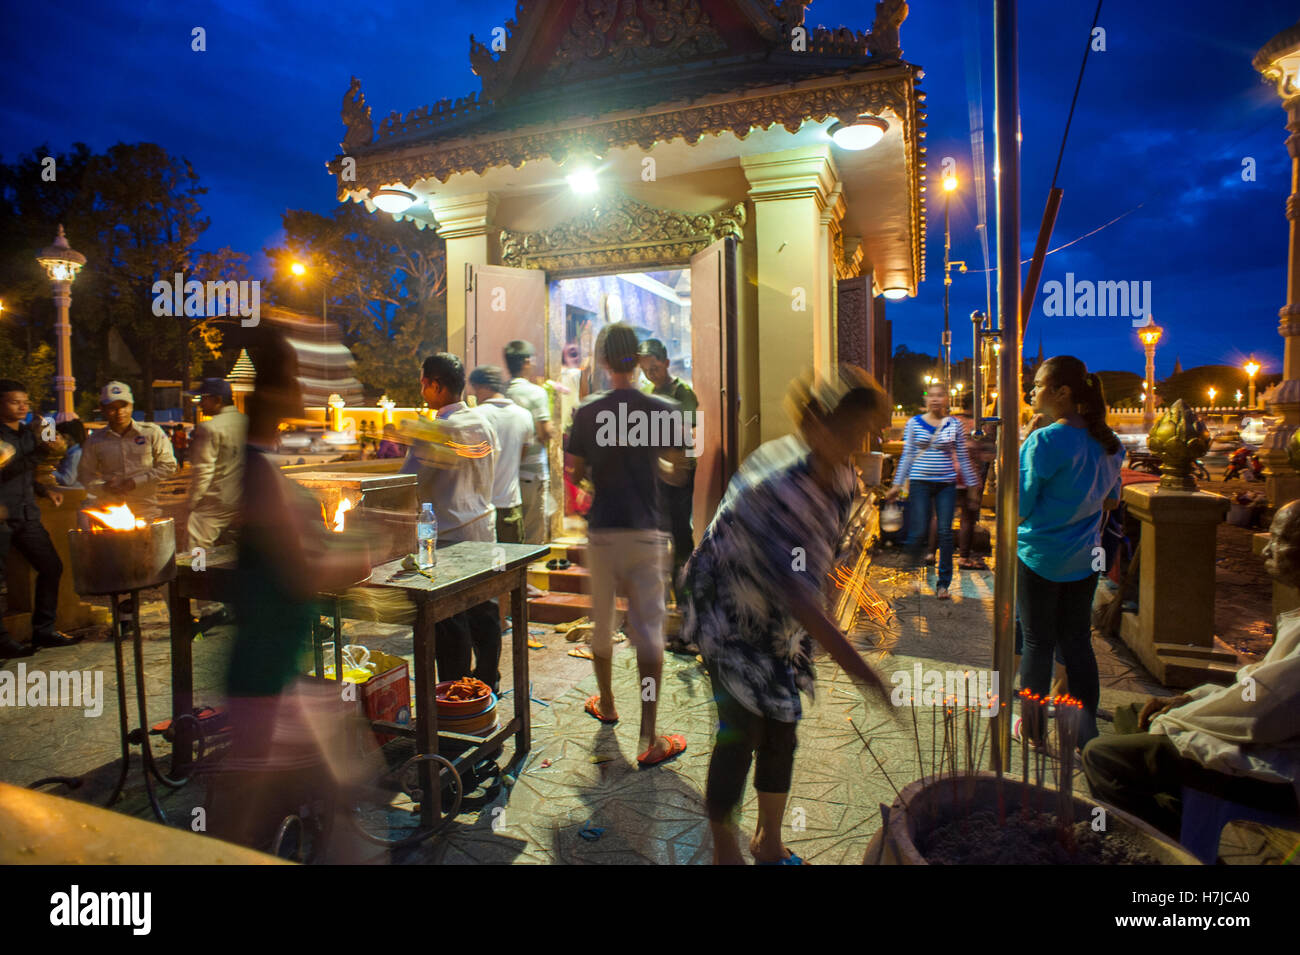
[434,681,498,736]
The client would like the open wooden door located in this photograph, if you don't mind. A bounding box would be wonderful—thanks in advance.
[690,237,738,539]
[466,265,547,375]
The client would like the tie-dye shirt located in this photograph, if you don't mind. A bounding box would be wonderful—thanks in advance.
[681,435,855,722]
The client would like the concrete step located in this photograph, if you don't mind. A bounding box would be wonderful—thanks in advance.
[527,592,625,624]
[540,566,590,594]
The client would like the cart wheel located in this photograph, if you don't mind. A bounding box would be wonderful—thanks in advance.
[348,753,463,848]
[272,814,304,862]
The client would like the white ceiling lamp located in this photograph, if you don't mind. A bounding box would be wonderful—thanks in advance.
[566,167,599,194]
[828,115,888,151]
[881,287,909,301]
[372,188,417,214]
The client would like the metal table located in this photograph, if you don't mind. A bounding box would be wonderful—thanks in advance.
[364,541,548,834]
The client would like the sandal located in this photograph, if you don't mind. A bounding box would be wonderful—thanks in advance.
[936,586,950,600]
[584,694,618,724]
[568,646,595,660]
[555,616,591,634]
[546,558,572,571]
[756,849,807,866]
[637,733,687,767]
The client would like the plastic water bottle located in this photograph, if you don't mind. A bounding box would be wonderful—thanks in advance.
[417,502,437,569]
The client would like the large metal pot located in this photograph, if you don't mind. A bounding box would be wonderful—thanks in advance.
[67,517,177,596]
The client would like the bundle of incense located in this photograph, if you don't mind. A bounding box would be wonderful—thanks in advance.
[1054,695,1083,848]
[395,417,492,469]
[1018,688,1032,808]
[339,586,417,627]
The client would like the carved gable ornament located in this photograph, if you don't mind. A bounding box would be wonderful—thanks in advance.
[545,0,728,82]
[499,192,745,275]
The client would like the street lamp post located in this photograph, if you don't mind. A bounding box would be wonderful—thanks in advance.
[942,171,967,388]
[1208,386,1217,408]
[1138,320,1163,430]
[35,225,86,422]
[970,309,987,430]
[1245,357,1261,409]
[1254,18,1300,504]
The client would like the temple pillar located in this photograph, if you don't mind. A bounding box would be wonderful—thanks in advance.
[741,146,839,443]
[434,193,499,358]
[1121,484,1236,687]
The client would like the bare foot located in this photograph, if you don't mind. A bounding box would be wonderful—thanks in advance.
[749,833,792,864]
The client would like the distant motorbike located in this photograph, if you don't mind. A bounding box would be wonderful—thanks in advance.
[1224,446,1262,482]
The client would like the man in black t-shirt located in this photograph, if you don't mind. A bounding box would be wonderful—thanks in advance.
[566,324,687,768]
[0,379,79,658]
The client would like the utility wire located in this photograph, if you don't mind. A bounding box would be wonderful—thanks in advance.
[1051,0,1105,192]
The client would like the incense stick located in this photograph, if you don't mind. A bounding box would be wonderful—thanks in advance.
[848,716,911,813]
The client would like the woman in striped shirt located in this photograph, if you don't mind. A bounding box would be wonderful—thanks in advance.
[885,381,979,599]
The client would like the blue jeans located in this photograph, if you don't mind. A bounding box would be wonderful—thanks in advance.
[1017,558,1100,745]
[905,480,956,588]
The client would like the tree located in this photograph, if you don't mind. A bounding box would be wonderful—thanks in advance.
[1095,370,1144,407]
[891,345,940,410]
[0,142,222,419]
[265,203,447,404]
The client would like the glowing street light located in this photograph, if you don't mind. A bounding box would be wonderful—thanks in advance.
[1208,386,1217,406]
[1244,356,1261,408]
[1137,320,1163,430]
[35,225,86,421]
[1236,389,1244,407]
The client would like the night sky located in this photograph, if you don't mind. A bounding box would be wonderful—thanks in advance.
[2,0,1297,381]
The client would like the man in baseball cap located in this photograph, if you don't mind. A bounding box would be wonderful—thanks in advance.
[185,378,246,550]
[78,380,177,519]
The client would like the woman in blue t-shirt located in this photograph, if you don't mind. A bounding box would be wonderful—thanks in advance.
[1018,356,1124,748]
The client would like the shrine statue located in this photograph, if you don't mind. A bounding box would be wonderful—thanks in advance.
[866,0,907,59]
[341,76,374,152]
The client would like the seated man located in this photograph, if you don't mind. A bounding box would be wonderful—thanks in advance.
[1081,500,1300,837]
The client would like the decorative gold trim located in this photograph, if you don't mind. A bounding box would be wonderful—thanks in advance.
[340,76,910,190]
[499,193,745,276]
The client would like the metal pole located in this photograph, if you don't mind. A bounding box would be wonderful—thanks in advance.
[943,192,952,385]
[971,310,986,433]
[1143,342,1156,430]
[990,0,1021,771]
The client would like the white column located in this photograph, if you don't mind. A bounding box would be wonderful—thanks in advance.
[740,146,839,443]
[434,193,499,359]
[53,283,75,421]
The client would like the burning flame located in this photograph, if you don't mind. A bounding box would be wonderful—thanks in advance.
[330,497,355,533]
[84,504,146,530]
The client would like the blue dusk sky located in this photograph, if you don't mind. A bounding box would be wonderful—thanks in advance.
[1,0,1296,379]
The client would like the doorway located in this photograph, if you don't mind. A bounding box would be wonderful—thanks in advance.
[548,268,693,519]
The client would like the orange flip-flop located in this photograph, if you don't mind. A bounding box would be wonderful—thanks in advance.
[637,733,687,768]
[584,694,619,724]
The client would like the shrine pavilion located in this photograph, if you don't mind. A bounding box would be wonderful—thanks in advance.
[328,0,926,532]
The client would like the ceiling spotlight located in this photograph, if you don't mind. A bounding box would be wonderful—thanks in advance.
[828,115,889,151]
[881,287,909,301]
[566,167,599,194]
[372,188,417,214]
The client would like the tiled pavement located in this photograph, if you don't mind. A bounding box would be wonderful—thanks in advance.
[0,544,1286,864]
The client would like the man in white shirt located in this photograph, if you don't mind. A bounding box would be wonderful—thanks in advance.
[401,354,503,691]
[186,379,248,550]
[469,365,533,544]
[503,340,554,545]
[78,381,178,520]
[1082,500,1300,837]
